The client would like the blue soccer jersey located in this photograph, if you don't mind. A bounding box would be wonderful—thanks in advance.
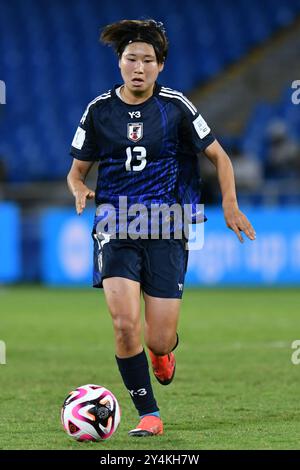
[70,83,215,226]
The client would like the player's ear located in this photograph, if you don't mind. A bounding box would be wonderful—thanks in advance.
[158,62,164,73]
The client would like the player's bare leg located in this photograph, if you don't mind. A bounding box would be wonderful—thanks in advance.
[103,277,142,357]
[144,294,180,385]
[103,277,162,436]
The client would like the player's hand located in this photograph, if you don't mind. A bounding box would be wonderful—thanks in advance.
[74,186,95,215]
[223,204,256,243]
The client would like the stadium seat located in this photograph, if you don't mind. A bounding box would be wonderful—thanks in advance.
[1,0,300,181]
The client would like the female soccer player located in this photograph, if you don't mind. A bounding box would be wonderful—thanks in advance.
[67,19,256,437]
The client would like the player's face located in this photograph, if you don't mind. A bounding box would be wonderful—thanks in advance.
[119,42,164,96]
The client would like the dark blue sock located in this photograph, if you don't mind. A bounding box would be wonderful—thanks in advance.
[116,350,159,417]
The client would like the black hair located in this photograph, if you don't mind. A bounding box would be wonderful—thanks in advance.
[100,19,168,63]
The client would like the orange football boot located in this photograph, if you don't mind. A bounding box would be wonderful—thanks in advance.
[148,350,176,385]
[128,415,163,437]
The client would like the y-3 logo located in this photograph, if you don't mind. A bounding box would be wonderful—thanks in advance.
[129,388,147,397]
[128,111,141,118]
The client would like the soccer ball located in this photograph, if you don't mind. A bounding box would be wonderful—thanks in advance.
[61,384,121,441]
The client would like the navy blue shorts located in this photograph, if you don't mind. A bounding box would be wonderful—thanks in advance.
[92,234,189,299]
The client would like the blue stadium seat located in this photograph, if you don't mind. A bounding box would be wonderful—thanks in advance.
[241,102,275,161]
[240,85,300,177]
[1,0,300,181]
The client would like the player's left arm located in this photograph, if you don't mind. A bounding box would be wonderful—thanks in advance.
[203,139,256,243]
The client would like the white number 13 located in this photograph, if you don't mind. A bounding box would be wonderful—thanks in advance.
[125,146,147,171]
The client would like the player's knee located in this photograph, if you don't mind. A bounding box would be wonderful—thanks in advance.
[111,313,140,350]
[113,315,140,337]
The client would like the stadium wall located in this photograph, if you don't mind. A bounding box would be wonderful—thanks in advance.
[38,207,300,287]
[0,202,21,282]
[1,204,299,286]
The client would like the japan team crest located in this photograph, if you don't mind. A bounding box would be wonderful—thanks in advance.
[127,122,143,142]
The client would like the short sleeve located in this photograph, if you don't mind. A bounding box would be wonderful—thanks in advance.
[179,105,215,153]
[70,104,99,161]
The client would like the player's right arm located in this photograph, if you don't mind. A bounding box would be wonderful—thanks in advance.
[67,159,95,215]
[68,99,100,214]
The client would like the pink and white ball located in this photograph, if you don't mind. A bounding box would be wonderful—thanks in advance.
[61,384,121,441]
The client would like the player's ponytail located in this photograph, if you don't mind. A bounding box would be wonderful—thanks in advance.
[100,19,168,64]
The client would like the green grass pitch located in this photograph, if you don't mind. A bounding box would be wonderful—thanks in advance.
[0,286,300,450]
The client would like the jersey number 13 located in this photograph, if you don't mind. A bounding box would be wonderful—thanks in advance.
[125,146,147,171]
